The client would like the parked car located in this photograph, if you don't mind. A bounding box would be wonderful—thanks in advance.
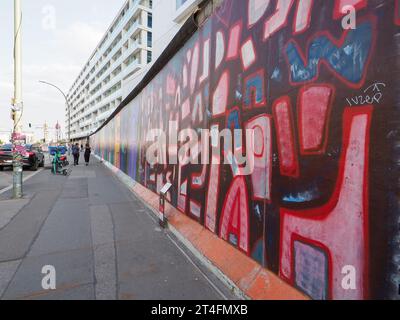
[0,145,13,171]
[0,144,45,171]
[25,144,45,170]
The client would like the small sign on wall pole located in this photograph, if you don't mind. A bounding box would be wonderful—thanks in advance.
[159,183,172,228]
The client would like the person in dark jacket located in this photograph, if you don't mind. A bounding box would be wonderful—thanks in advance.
[84,144,91,166]
[72,143,80,166]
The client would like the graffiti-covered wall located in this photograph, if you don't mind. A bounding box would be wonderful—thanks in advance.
[92,0,400,300]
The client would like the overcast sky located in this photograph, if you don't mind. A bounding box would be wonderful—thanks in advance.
[0,0,126,141]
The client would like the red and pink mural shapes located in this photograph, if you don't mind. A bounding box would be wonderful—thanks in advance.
[297,84,334,156]
[272,96,300,178]
[279,106,372,300]
[92,0,399,299]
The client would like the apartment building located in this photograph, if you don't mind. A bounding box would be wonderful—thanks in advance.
[152,0,203,59]
[66,0,153,141]
[122,0,202,98]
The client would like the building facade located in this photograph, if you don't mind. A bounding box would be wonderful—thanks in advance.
[66,0,153,141]
[122,0,203,98]
[152,0,203,59]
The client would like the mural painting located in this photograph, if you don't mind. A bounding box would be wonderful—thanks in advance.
[92,0,400,300]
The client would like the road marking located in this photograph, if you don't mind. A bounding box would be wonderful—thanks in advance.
[0,169,44,196]
[89,205,117,300]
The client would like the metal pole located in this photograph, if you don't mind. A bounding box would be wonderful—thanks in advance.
[38,81,71,153]
[12,0,23,199]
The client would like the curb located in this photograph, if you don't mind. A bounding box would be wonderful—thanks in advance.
[95,155,309,300]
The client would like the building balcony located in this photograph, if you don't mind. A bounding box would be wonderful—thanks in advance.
[123,59,143,79]
[68,0,152,97]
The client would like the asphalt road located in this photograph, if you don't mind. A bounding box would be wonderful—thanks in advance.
[0,159,236,300]
[0,153,51,191]
[0,168,35,191]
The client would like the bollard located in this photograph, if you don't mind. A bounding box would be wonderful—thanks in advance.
[159,194,166,228]
[159,183,172,228]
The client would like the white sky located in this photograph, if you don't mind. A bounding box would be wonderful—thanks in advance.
[0,0,126,141]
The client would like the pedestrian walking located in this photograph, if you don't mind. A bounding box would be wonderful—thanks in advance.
[84,144,91,166]
[72,143,80,166]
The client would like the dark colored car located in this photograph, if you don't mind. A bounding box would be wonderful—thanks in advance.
[0,144,45,171]
[25,145,45,170]
[0,145,13,170]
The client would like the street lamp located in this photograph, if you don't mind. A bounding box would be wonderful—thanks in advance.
[38,80,71,145]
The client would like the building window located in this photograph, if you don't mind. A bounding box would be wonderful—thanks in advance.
[147,51,152,63]
[148,13,152,28]
[147,32,152,48]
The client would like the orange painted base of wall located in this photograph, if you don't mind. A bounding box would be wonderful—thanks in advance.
[130,182,309,300]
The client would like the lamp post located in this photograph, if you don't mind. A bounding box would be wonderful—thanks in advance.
[55,121,61,143]
[38,80,71,146]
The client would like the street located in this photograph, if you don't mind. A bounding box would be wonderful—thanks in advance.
[0,158,235,300]
[0,167,37,191]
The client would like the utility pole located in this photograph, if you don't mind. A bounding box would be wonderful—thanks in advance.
[55,121,61,143]
[12,0,23,199]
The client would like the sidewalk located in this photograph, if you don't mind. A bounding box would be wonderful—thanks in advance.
[0,159,235,300]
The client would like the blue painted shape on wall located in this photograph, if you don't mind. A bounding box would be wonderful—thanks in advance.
[227,109,240,130]
[294,241,328,300]
[286,21,373,86]
[244,74,264,107]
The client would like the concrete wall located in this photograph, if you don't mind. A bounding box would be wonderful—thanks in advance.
[92,0,400,300]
